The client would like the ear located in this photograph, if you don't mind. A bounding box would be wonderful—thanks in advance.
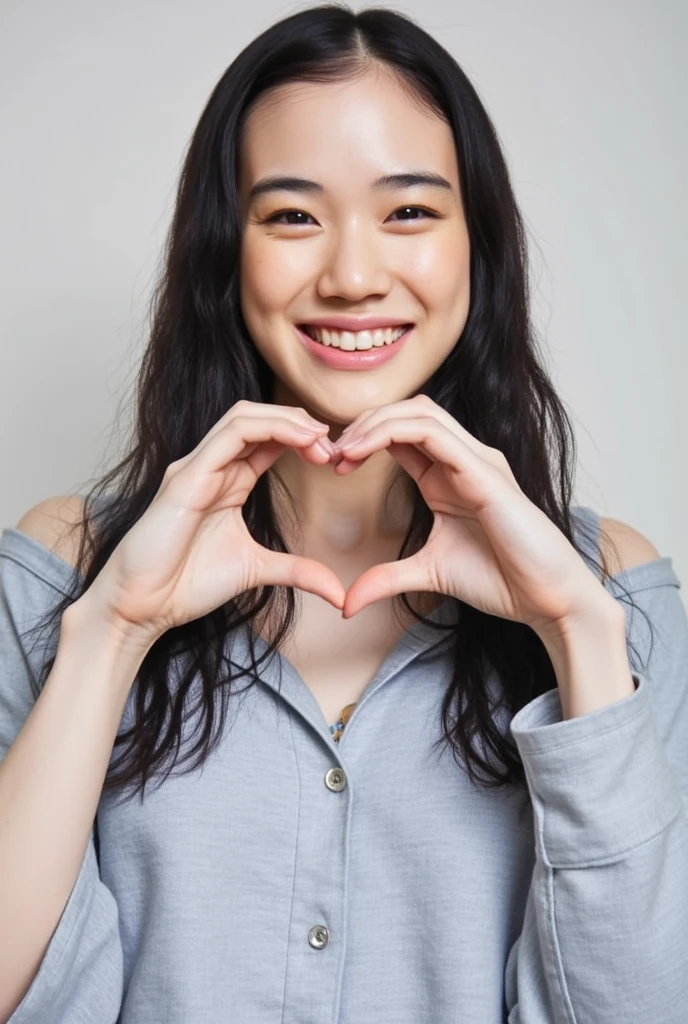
[598,516,662,575]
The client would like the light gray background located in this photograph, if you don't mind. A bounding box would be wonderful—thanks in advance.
[1,1,686,586]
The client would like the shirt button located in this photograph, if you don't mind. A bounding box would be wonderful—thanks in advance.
[324,767,347,792]
[308,925,330,949]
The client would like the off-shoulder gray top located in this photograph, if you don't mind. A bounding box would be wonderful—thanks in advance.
[0,504,686,1023]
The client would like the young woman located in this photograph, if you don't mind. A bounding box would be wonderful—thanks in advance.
[1,5,685,1022]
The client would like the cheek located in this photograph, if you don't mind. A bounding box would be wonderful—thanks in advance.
[240,237,304,316]
[239,239,305,371]
[403,234,470,313]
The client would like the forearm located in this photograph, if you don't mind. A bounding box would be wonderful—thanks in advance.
[0,601,151,1020]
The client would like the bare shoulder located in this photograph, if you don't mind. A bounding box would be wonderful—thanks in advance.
[598,516,662,575]
[15,495,86,570]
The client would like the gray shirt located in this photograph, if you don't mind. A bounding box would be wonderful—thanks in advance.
[1,505,686,1023]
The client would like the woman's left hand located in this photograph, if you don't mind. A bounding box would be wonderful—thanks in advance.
[332,396,618,634]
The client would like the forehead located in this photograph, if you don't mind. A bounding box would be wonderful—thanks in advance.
[238,68,459,192]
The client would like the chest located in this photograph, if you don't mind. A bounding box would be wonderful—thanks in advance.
[98,664,533,1024]
[276,592,412,727]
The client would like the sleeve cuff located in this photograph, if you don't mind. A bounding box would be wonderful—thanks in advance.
[509,673,684,868]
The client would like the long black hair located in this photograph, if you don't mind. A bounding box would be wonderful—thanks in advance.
[26,3,652,802]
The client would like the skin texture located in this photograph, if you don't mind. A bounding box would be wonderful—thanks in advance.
[238,64,471,552]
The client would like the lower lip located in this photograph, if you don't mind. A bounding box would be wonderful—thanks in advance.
[295,325,414,369]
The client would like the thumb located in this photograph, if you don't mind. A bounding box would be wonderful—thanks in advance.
[342,550,434,619]
[259,549,346,610]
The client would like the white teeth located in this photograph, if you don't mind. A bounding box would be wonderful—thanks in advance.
[306,326,408,349]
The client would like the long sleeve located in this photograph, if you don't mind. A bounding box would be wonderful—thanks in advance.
[0,528,123,1023]
[503,556,688,1023]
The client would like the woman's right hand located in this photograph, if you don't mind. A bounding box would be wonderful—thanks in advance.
[76,401,344,646]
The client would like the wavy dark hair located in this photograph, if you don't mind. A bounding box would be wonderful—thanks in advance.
[27,3,652,808]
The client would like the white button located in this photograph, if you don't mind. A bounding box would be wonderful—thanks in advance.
[324,767,347,792]
[308,925,330,949]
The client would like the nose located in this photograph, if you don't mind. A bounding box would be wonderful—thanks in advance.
[315,223,392,301]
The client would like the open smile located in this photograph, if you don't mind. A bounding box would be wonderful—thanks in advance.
[295,324,414,370]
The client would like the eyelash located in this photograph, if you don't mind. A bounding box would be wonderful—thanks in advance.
[263,205,438,226]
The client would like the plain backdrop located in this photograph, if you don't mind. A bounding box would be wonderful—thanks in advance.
[1,0,686,591]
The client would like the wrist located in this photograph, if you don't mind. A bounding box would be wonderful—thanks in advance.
[535,599,635,719]
[63,591,160,660]
[536,586,625,647]
[46,597,156,708]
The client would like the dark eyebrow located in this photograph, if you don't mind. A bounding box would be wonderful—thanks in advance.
[246,171,453,203]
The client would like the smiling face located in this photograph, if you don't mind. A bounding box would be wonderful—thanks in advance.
[238,63,471,429]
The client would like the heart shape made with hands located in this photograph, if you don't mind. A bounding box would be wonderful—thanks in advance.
[304,396,611,635]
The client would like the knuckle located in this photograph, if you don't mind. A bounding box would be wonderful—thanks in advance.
[159,459,186,494]
[412,416,435,434]
[489,448,515,477]
[229,414,249,432]
[485,450,504,470]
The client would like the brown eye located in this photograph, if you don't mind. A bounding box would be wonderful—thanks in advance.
[264,210,315,225]
[388,206,436,221]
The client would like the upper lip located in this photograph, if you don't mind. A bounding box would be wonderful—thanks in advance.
[298,316,414,331]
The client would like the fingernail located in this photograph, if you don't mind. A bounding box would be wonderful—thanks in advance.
[315,439,334,456]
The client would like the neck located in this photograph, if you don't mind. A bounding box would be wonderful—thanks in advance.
[262,449,442,633]
[269,446,414,554]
